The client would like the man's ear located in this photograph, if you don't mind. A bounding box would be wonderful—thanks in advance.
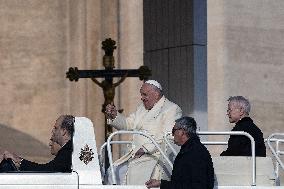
[239,107,245,115]
[61,128,68,136]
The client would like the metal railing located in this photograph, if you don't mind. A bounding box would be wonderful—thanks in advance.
[164,131,256,186]
[102,131,284,186]
[267,133,284,178]
[99,141,133,177]
[106,130,173,185]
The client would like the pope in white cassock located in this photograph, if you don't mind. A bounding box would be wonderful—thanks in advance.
[105,80,182,185]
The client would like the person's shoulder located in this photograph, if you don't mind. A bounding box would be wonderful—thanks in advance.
[185,139,211,159]
[196,142,212,160]
[235,117,253,129]
[135,103,147,113]
[163,97,181,109]
[240,117,260,129]
[237,117,264,135]
[60,140,73,152]
[65,140,73,147]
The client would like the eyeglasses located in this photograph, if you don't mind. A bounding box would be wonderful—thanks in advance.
[227,107,241,113]
[172,127,182,135]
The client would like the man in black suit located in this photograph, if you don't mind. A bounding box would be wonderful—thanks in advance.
[2,115,74,172]
[220,96,266,157]
[145,117,214,189]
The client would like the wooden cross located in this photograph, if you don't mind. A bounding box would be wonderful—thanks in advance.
[66,37,151,145]
[66,38,151,112]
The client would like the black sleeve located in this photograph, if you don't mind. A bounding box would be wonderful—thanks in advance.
[161,179,191,189]
[20,156,70,172]
[220,135,249,156]
[20,145,72,172]
[161,157,214,189]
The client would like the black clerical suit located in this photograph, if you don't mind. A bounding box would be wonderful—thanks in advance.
[20,140,72,172]
[220,117,266,157]
[160,135,215,189]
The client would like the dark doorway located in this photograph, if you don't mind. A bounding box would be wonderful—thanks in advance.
[143,0,207,129]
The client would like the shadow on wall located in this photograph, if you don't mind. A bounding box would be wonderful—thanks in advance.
[0,123,52,163]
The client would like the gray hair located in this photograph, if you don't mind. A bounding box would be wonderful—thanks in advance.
[175,116,197,138]
[228,96,251,115]
[60,115,75,137]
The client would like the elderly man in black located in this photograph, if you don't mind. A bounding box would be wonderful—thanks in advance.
[145,116,214,189]
[1,115,74,172]
[221,96,266,156]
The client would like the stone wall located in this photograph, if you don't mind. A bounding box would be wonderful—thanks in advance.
[208,0,284,154]
[0,0,70,161]
[0,0,143,161]
[1,0,284,179]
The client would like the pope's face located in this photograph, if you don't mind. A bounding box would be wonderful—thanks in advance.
[140,83,160,110]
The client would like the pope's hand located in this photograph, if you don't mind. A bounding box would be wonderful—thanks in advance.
[105,103,117,119]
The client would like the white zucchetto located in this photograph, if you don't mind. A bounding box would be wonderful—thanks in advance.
[145,80,162,90]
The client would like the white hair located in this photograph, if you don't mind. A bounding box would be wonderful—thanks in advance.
[228,96,251,115]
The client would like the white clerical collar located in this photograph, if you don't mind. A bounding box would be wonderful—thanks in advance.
[61,140,70,148]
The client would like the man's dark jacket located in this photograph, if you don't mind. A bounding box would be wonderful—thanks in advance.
[20,140,72,172]
[161,135,215,189]
[220,117,266,157]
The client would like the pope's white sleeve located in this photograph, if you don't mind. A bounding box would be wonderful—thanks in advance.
[107,111,137,131]
[142,105,182,154]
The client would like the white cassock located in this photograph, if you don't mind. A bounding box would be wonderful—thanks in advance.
[106,96,182,185]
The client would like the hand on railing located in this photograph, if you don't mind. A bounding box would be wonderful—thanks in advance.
[106,130,174,185]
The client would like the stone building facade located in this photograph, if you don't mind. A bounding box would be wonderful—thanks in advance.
[0,0,283,162]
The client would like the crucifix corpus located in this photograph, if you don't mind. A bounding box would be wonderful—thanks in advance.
[66,38,151,139]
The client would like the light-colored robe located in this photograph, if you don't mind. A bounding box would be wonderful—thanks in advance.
[107,96,182,184]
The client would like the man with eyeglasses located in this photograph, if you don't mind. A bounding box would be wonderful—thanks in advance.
[220,96,266,156]
[145,116,214,189]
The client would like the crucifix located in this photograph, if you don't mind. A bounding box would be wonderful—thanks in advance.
[66,37,151,143]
